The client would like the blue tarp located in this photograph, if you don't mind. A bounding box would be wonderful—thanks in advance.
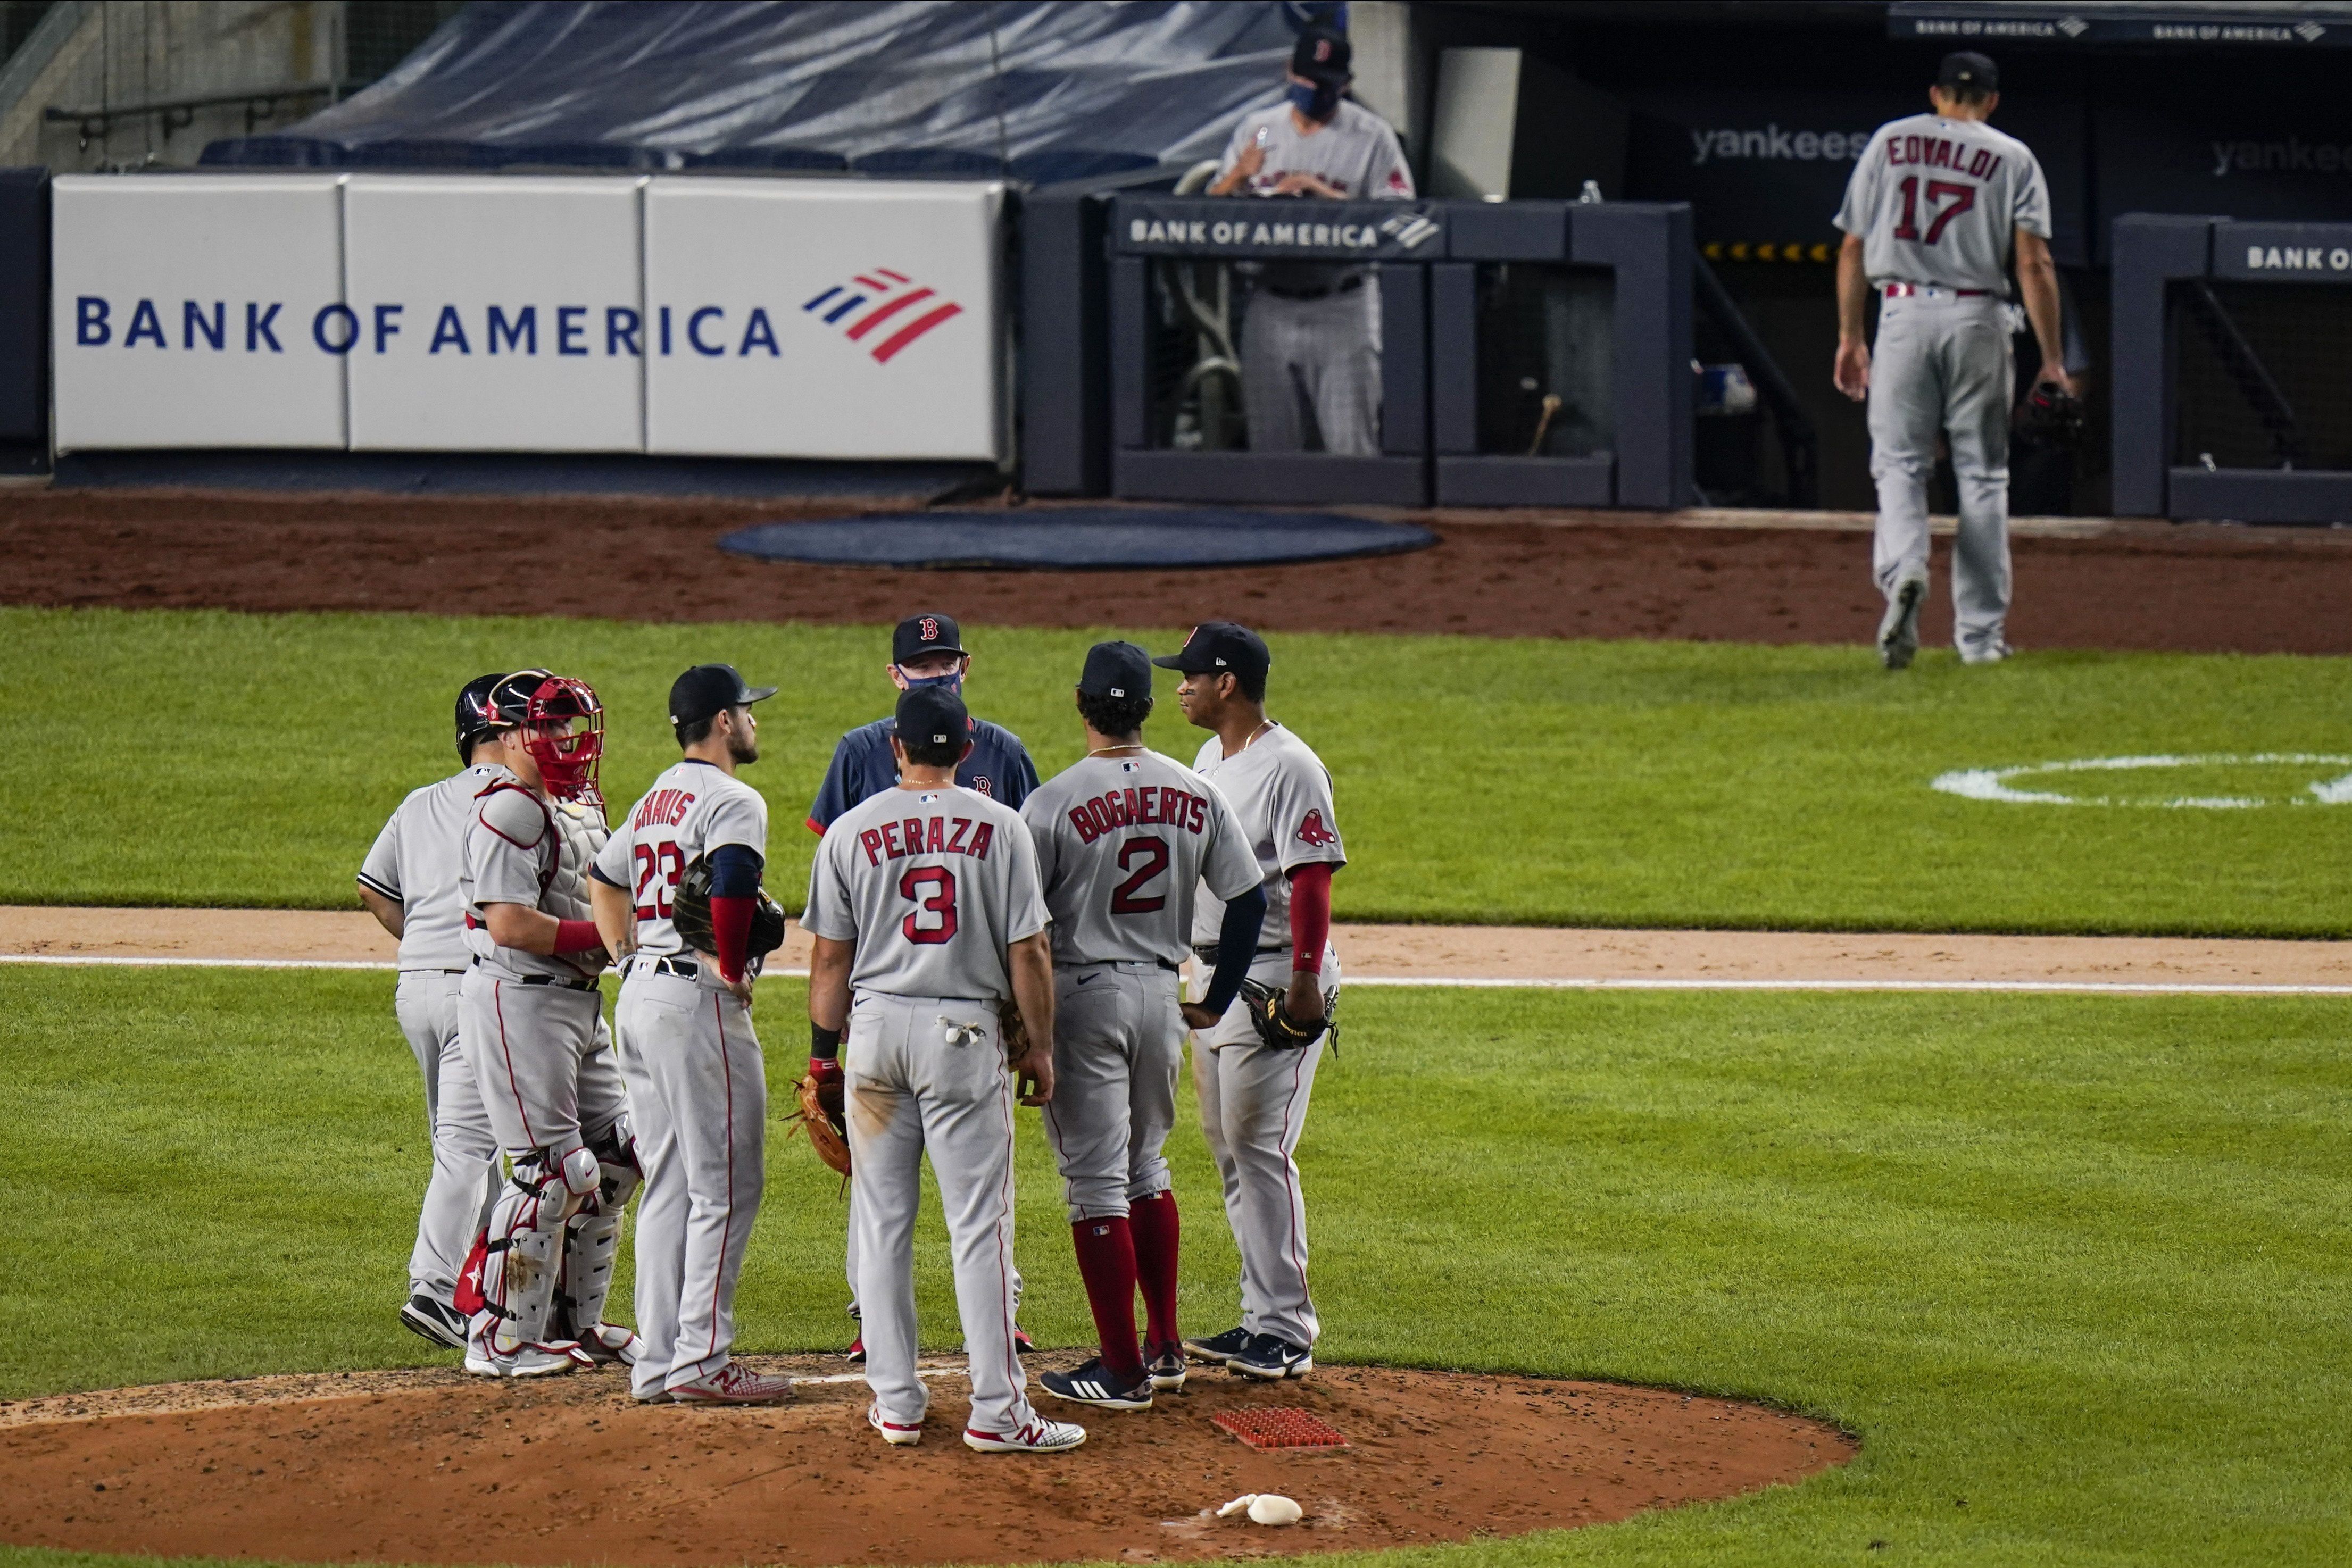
[203,0,1336,186]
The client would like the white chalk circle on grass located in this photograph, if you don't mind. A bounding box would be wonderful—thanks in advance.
[1931,754,2352,808]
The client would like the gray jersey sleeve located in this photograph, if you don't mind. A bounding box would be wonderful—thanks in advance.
[2011,147,2051,239]
[1362,117,1415,199]
[358,810,402,901]
[1199,781,1263,900]
[469,786,552,908]
[1270,749,1347,875]
[704,784,769,859]
[1831,127,1888,239]
[801,827,858,944]
[592,815,634,889]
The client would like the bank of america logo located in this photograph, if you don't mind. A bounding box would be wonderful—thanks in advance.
[802,269,963,364]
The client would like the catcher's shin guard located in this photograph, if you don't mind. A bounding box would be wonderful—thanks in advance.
[477,1145,600,1353]
[553,1120,641,1343]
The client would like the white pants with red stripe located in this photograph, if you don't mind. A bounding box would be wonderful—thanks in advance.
[612,963,766,1399]
[1190,947,1339,1350]
[846,990,1035,1440]
[458,969,623,1164]
[395,970,500,1303]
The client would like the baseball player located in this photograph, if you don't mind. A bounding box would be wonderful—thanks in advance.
[1211,23,1414,456]
[802,685,1082,1454]
[454,669,642,1378]
[356,674,508,1352]
[588,664,791,1406]
[1157,623,1345,1382]
[808,610,1038,1363]
[1833,49,2077,669]
[1020,643,1268,1411]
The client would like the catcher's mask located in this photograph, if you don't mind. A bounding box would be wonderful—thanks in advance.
[485,669,605,809]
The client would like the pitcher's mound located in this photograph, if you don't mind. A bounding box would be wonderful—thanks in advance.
[0,1355,1852,1565]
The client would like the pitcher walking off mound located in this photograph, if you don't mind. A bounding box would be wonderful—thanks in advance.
[1019,642,1268,1411]
[1157,623,1346,1382]
[802,686,1080,1454]
[1833,50,2076,669]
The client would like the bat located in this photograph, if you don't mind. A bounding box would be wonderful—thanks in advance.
[1527,394,1563,456]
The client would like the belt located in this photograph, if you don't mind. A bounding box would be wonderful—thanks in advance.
[1264,274,1365,302]
[472,958,598,993]
[635,955,700,980]
[1882,282,1989,298]
[401,967,468,977]
[1191,943,1291,968]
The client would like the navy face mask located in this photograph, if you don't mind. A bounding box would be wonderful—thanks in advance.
[1289,79,1343,123]
[900,670,964,695]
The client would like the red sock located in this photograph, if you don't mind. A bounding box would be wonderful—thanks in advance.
[1070,1216,1143,1379]
[1129,1190,1181,1353]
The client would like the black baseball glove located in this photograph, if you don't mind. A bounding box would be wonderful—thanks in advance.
[670,854,788,961]
[2013,380,2086,447]
[1236,977,1338,1051]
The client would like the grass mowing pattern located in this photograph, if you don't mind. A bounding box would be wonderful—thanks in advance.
[5,607,2352,934]
[7,967,2349,1565]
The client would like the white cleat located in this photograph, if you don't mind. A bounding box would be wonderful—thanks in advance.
[868,1402,925,1446]
[1960,638,2013,665]
[667,1362,795,1405]
[964,1416,1087,1454]
[1879,575,1926,670]
[465,1339,592,1379]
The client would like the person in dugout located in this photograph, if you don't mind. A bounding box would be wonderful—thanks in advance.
[1210,23,1415,457]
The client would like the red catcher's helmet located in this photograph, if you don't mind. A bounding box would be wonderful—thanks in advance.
[484,669,605,810]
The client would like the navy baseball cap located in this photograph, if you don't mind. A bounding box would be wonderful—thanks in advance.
[895,684,969,749]
[893,612,965,664]
[1079,640,1152,699]
[1153,621,1270,683]
[1939,51,1997,93]
[669,663,777,729]
[1291,24,1351,82]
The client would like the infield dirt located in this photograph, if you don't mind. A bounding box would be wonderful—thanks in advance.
[0,1356,1849,1566]
[7,488,2352,653]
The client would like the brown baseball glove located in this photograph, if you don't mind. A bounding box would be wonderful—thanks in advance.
[998,999,1031,1064]
[792,1069,851,1181]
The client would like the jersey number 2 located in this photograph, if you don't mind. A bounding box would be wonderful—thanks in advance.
[633,842,686,919]
[1891,177,1975,245]
[900,865,958,945]
[1109,836,1169,914]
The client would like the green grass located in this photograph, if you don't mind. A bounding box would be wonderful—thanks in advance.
[7,968,2349,1565]
[4,606,2351,934]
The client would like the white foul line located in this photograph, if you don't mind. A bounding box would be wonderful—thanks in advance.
[1,953,2346,996]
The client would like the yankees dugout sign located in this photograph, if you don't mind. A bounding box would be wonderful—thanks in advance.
[51,173,1004,460]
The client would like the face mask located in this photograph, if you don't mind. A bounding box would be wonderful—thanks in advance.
[1289,80,1342,123]
[901,670,963,695]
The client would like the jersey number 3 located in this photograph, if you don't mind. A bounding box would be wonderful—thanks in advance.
[900,865,959,945]
[1891,177,1975,245]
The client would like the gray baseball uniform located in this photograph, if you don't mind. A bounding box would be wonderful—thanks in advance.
[1023,753,1259,1222]
[1217,99,1414,456]
[1835,112,2052,657]
[1187,725,1345,1351]
[802,783,1050,1440]
[456,770,631,1358]
[596,759,772,1399]
[358,764,503,1307]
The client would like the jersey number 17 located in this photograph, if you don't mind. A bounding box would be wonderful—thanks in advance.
[1891,177,1975,245]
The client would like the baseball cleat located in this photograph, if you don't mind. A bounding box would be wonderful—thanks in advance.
[576,1322,642,1367]
[868,1402,924,1446]
[1961,638,2013,665]
[1226,1332,1314,1380]
[632,1388,673,1404]
[845,1333,865,1364]
[1878,575,1926,670]
[465,1339,592,1379]
[1040,1357,1154,1412]
[1015,1324,1037,1355]
[964,1416,1087,1454]
[1145,1343,1187,1392]
[668,1362,795,1405]
[1181,1325,1252,1365]
[400,1294,468,1352]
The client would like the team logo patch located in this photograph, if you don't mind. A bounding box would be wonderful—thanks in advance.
[801,268,965,364]
[974,776,993,796]
[1296,809,1337,847]
[918,615,941,643]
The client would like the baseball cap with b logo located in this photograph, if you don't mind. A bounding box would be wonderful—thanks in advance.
[1291,24,1351,82]
[1152,621,1270,683]
[893,612,964,665]
[1938,50,1997,93]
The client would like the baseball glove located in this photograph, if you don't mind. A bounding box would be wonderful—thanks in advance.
[1236,977,1338,1052]
[670,854,788,962]
[998,999,1032,1064]
[2013,380,2086,447]
[792,1069,852,1181]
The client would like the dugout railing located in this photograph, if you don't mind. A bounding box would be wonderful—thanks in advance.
[2113,214,2352,524]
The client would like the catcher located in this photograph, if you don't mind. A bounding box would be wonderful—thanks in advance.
[588,664,791,1405]
[1155,623,1345,1382]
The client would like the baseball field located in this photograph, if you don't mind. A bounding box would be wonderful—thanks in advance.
[4,508,2349,1567]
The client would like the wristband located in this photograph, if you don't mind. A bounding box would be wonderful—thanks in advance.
[554,919,604,955]
[811,1022,843,1061]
